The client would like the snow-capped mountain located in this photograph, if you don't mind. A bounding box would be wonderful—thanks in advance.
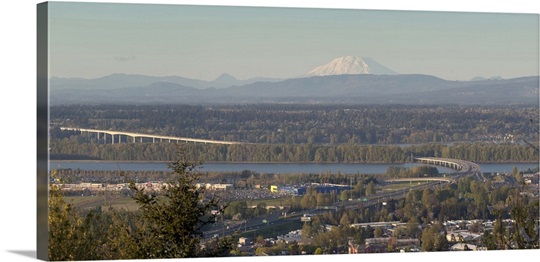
[305,56,397,77]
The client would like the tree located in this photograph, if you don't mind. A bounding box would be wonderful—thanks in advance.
[127,146,230,258]
[339,213,351,226]
[365,181,376,196]
[288,241,300,255]
[421,188,437,221]
[49,170,120,261]
[421,224,448,251]
[374,227,383,238]
[512,166,523,184]
[48,170,90,261]
[493,212,510,250]
[406,217,420,238]
[507,192,540,249]
[340,190,350,201]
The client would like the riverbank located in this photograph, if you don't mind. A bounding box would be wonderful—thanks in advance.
[49,161,538,176]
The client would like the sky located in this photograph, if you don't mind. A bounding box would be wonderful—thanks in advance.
[47,0,539,81]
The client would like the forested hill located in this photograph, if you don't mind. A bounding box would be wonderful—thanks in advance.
[49,74,539,105]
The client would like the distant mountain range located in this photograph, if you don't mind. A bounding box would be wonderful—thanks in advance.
[49,56,539,105]
[50,73,284,91]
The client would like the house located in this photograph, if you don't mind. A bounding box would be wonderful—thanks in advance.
[365,243,387,253]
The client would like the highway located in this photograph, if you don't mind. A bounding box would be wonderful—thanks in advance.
[202,157,483,240]
[203,209,284,240]
[333,157,483,211]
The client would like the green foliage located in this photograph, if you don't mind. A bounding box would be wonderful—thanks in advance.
[126,149,223,258]
[365,181,376,196]
[507,192,540,249]
[47,147,233,260]
[48,170,112,260]
[421,224,448,251]
[50,136,539,163]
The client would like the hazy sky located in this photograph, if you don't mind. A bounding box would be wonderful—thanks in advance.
[48,1,539,81]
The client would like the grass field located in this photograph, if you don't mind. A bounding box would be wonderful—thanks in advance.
[66,195,139,211]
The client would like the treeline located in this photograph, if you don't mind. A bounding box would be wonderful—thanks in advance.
[386,165,440,178]
[50,137,538,163]
[50,104,538,145]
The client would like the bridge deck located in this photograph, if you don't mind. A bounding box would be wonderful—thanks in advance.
[60,127,241,145]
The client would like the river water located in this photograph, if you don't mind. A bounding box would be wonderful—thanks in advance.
[49,161,538,175]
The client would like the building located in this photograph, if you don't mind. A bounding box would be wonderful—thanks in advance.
[212,184,233,191]
[238,237,251,246]
[315,185,351,194]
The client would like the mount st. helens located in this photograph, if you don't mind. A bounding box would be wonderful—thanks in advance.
[304,56,398,76]
[49,56,539,105]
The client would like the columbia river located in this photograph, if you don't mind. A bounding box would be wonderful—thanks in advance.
[49,161,538,175]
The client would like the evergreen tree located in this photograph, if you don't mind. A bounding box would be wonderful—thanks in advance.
[127,146,231,258]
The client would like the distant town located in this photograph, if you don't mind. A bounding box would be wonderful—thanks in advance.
[51,158,539,255]
[47,100,540,259]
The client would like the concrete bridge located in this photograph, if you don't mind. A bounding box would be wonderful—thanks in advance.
[414,157,481,176]
[415,157,467,171]
[386,157,482,184]
[59,127,242,145]
[414,157,483,181]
